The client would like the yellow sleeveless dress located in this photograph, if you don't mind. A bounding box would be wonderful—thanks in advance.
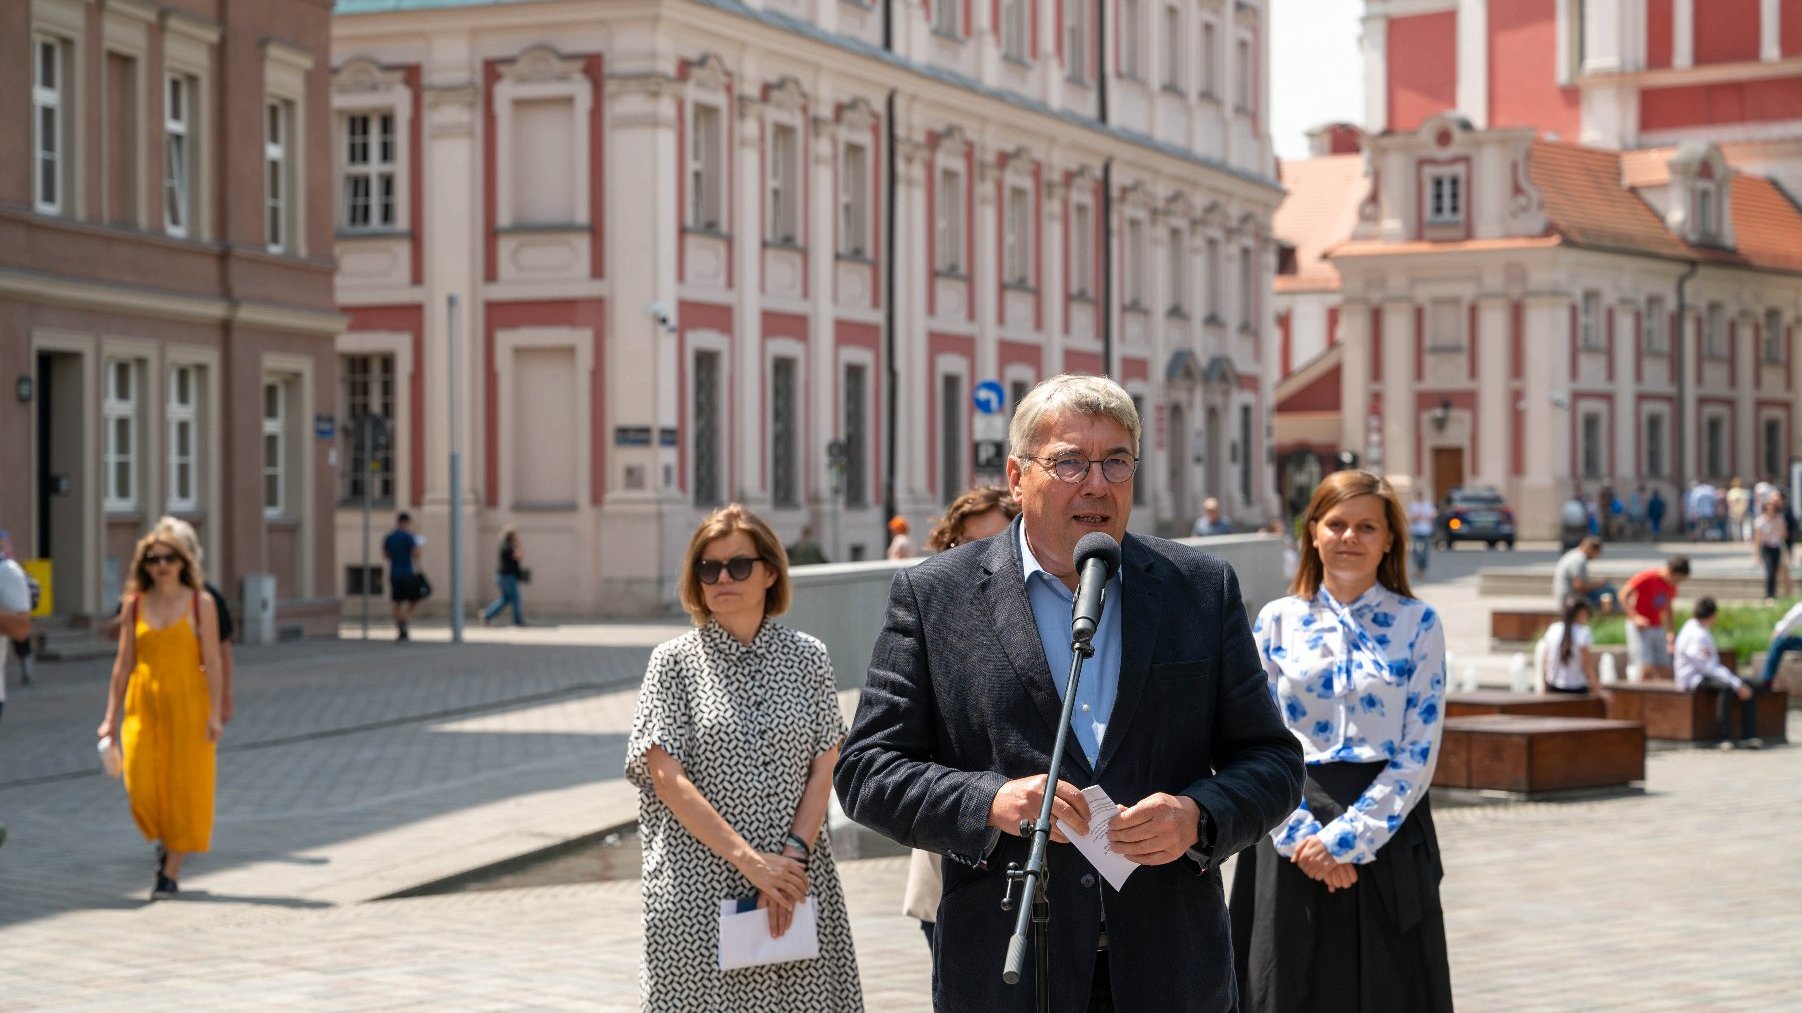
[120,606,215,853]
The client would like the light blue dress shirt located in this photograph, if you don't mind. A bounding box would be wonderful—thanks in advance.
[1020,522,1123,766]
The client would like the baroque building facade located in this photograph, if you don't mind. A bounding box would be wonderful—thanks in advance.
[331,0,1284,615]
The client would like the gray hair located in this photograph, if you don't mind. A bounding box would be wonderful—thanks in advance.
[1007,374,1141,459]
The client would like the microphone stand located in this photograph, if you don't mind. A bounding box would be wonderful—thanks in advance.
[1001,591,1104,1013]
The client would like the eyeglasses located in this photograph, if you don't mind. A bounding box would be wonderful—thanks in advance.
[695,556,763,585]
[144,553,180,567]
[1024,454,1138,485]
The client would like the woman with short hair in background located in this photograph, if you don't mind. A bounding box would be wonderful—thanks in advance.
[625,504,862,1010]
[96,530,225,899]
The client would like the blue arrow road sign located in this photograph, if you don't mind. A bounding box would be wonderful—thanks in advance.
[973,379,1006,415]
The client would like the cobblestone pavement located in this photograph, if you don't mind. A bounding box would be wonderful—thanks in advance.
[1,562,1796,1009]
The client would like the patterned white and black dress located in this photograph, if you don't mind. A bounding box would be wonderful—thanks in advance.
[624,619,863,1012]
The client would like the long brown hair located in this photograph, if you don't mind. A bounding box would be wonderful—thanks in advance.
[926,485,1021,552]
[1290,470,1413,599]
[676,503,792,625]
[125,531,204,601]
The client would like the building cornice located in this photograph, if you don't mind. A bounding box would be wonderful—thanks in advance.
[0,266,345,337]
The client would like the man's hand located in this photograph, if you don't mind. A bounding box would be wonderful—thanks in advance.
[1108,793,1199,865]
[1293,836,1358,892]
[989,774,1091,844]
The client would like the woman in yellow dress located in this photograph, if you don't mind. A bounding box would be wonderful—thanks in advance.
[96,531,225,899]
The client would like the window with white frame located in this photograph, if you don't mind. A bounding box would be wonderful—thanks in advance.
[265,99,296,252]
[1065,0,1088,82]
[936,165,965,274]
[1236,36,1253,110]
[1161,4,1183,91]
[1645,296,1667,354]
[1238,245,1254,328]
[1426,168,1464,225]
[1645,412,1667,477]
[34,35,72,214]
[104,360,138,512]
[1206,236,1222,319]
[933,0,960,37]
[1166,228,1186,315]
[1004,182,1031,287]
[1764,308,1784,364]
[1120,0,1142,78]
[165,74,196,237]
[688,102,724,231]
[1002,0,1029,60]
[1199,20,1217,96]
[341,354,395,505]
[1125,218,1147,309]
[1764,418,1783,480]
[767,122,800,245]
[1429,298,1464,351]
[341,111,396,231]
[1705,302,1726,357]
[1579,291,1602,350]
[840,140,869,256]
[1071,199,1094,298]
[1695,181,1718,240]
[771,357,799,507]
[167,365,200,513]
[1580,411,1604,480]
[263,379,287,517]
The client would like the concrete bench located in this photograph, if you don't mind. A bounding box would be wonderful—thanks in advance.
[1434,715,1646,794]
[1491,609,1562,645]
[1447,691,1607,720]
[1747,650,1802,705]
[1602,683,1789,741]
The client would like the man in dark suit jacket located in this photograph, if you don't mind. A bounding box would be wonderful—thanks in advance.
[836,374,1305,1013]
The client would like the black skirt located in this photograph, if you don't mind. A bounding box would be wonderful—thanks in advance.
[1229,761,1453,1013]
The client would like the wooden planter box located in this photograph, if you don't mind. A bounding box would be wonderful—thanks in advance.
[1434,715,1646,793]
[1447,691,1608,720]
[1602,683,1788,741]
[1491,610,1562,644]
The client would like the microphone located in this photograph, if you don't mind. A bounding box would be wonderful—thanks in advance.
[1070,532,1121,647]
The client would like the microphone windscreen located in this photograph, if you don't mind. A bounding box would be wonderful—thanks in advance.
[1073,531,1121,577]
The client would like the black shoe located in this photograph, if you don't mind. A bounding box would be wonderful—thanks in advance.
[151,873,178,900]
[156,845,168,877]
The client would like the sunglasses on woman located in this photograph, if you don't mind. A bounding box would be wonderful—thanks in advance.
[144,553,181,567]
[695,556,762,585]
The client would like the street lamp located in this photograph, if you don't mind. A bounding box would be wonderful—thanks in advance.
[1430,397,1452,433]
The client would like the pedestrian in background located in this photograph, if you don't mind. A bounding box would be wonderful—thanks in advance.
[1234,469,1453,1013]
[905,484,1020,956]
[625,504,862,1011]
[481,527,527,627]
[1674,597,1763,750]
[150,518,237,725]
[1620,556,1689,681]
[1754,497,1788,604]
[884,516,915,559]
[1538,596,1599,695]
[1758,599,1802,689]
[1192,495,1234,536]
[384,513,427,641]
[787,525,830,566]
[1727,478,1752,541]
[1647,487,1668,539]
[0,530,35,689]
[95,530,225,899]
[1407,487,1436,576]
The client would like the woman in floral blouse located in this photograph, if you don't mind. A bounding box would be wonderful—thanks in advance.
[1229,470,1453,1012]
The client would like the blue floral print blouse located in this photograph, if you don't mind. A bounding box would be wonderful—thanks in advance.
[1251,584,1447,865]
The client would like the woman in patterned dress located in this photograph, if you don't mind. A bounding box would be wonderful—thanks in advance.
[1229,470,1453,1012]
[625,504,863,1012]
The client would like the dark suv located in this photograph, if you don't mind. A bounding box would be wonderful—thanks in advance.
[1434,487,1516,549]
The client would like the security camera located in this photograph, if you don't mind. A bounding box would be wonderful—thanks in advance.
[1549,390,1570,409]
[646,301,677,334]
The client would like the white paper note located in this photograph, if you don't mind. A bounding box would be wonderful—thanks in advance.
[1054,784,1137,891]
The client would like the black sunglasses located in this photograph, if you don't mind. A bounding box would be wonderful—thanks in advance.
[695,556,763,585]
[144,553,181,567]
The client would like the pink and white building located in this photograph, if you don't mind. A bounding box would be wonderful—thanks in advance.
[330,0,1284,615]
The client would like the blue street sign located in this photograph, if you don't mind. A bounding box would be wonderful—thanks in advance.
[973,379,1006,415]
[314,413,336,441]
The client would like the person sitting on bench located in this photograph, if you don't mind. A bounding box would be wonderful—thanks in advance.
[1538,596,1598,695]
[1760,600,1802,689]
[1674,597,1763,751]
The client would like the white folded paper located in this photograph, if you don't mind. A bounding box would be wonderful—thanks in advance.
[717,895,821,971]
[1055,784,1138,891]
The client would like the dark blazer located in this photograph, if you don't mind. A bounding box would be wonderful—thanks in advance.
[835,519,1305,1013]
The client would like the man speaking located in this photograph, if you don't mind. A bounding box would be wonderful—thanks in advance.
[836,375,1303,1012]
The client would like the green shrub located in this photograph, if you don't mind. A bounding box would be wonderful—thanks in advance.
[1588,599,1798,657]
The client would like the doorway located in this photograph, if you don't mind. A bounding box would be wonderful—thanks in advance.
[1167,402,1189,524]
[1432,446,1465,504]
[36,351,89,614]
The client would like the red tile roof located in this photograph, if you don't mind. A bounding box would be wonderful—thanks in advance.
[1272,155,1367,293]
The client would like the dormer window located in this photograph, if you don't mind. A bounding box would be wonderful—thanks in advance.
[1694,180,1717,240]
[1427,169,1464,225]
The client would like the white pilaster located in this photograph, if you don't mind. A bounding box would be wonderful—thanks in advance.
[1674,0,1694,68]
[734,86,767,508]
[1339,302,1371,459]
[809,102,838,528]
[1457,0,1489,128]
[1581,0,1624,74]
[1762,0,1782,62]
[1362,14,1389,134]
[1476,296,1511,488]
[1380,300,1417,484]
